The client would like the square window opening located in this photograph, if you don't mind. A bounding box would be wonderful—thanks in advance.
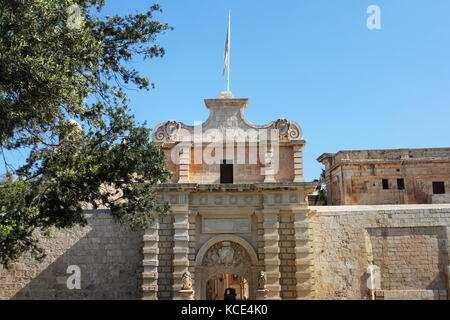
[220,160,234,184]
[397,179,405,190]
[432,181,445,194]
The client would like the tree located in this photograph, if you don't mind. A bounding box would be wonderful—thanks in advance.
[314,168,327,205]
[0,0,172,267]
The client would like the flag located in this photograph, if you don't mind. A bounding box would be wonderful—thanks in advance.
[222,11,231,77]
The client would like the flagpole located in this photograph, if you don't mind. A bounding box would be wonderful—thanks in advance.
[227,10,231,92]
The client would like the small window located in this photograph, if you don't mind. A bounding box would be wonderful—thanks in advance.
[220,160,233,184]
[397,179,405,190]
[382,179,389,190]
[432,181,445,194]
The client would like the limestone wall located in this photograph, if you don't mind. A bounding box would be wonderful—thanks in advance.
[0,212,143,300]
[189,146,265,184]
[164,146,297,184]
[433,194,450,204]
[310,204,450,300]
[2,205,450,300]
[164,150,179,183]
[329,162,450,205]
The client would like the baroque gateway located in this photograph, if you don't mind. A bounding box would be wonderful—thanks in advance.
[145,91,316,300]
[1,92,450,300]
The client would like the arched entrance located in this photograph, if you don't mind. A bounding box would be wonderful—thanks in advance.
[206,273,249,300]
[194,235,260,300]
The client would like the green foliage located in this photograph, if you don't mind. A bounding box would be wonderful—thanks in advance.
[0,175,47,264]
[314,168,327,204]
[0,0,172,267]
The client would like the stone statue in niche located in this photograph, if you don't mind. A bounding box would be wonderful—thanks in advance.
[181,271,192,290]
[258,271,266,290]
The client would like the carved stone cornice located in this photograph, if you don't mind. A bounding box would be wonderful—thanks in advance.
[153,182,317,192]
[152,98,305,145]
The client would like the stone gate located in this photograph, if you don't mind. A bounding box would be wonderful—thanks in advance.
[141,92,317,300]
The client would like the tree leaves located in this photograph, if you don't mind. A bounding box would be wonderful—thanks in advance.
[0,0,172,267]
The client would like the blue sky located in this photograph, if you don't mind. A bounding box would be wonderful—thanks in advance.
[4,0,450,181]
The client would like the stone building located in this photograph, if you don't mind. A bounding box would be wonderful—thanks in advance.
[1,93,450,301]
[142,91,317,300]
[317,148,450,206]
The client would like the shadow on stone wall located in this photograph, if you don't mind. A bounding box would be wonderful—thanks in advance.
[359,271,371,299]
[0,212,144,300]
[426,233,449,292]
[368,226,449,292]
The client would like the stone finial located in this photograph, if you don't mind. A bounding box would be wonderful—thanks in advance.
[257,270,266,290]
[181,271,192,291]
[219,90,235,99]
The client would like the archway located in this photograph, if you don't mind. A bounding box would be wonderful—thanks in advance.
[206,273,249,300]
[194,235,260,300]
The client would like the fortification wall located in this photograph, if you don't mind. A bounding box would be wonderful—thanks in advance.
[1,205,450,300]
[310,204,450,300]
[0,211,144,300]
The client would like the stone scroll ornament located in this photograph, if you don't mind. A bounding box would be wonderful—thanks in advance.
[273,118,301,139]
[181,271,193,291]
[154,120,181,142]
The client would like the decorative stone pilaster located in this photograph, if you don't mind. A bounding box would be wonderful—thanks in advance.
[264,146,276,183]
[262,211,281,299]
[188,214,197,296]
[172,211,191,299]
[293,146,304,182]
[178,144,190,183]
[142,220,159,300]
[293,210,314,299]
